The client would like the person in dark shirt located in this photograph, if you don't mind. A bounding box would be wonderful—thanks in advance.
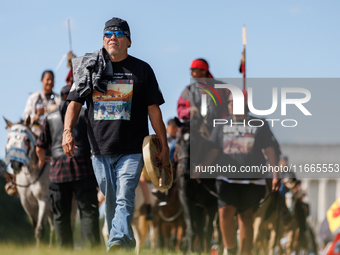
[62,17,169,251]
[206,91,280,255]
[36,85,100,248]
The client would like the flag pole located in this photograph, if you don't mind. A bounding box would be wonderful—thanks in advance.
[68,19,72,51]
[242,26,247,90]
[66,19,76,85]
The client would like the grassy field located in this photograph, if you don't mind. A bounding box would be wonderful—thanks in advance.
[0,244,142,255]
[0,244,185,255]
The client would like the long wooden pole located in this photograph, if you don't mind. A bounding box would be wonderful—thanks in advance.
[242,26,247,90]
[68,19,72,51]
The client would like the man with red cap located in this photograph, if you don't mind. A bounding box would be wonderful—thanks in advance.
[177,58,229,133]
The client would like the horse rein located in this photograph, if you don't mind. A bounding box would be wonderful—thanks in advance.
[199,178,281,208]
[158,207,183,222]
[10,163,47,188]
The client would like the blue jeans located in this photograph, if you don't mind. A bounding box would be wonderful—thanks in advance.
[92,154,143,250]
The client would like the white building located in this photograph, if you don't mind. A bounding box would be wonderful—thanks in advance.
[280,144,340,229]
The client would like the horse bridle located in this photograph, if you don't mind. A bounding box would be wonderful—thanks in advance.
[10,163,47,188]
[6,125,46,188]
[6,127,36,168]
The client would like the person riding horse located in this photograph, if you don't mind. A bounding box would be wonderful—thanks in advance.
[176,59,229,253]
[177,59,229,135]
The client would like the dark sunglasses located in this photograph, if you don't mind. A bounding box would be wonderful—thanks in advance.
[104,30,126,38]
[190,68,204,72]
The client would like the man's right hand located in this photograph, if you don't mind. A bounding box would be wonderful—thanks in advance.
[190,106,200,119]
[62,130,78,157]
[32,114,40,122]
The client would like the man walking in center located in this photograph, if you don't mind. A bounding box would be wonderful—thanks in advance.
[62,17,170,251]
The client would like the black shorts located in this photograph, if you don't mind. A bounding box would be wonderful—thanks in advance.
[216,179,266,213]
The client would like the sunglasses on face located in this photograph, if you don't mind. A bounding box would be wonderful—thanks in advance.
[190,68,204,72]
[104,30,126,38]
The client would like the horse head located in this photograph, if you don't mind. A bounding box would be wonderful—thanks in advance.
[4,116,37,174]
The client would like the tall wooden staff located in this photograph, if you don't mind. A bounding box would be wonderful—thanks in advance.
[55,19,75,73]
[240,26,247,90]
[68,19,72,52]
[66,19,76,85]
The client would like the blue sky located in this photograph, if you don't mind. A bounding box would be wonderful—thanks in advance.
[0,0,339,160]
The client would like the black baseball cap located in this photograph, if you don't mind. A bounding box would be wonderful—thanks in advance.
[104,17,130,39]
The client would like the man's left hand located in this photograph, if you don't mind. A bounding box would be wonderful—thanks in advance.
[38,156,52,169]
[4,173,13,183]
[157,146,170,168]
[272,177,281,191]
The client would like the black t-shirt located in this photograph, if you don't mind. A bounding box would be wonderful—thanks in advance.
[67,55,165,155]
[210,115,275,169]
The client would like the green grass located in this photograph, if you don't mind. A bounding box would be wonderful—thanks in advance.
[0,244,138,255]
[0,244,187,255]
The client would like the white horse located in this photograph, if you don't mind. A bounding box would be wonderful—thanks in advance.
[4,117,54,246]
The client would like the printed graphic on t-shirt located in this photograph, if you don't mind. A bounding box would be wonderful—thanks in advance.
[35,96,58,124]
[47,102,58,113]
[93,80,133,120]
[222,125,256,154]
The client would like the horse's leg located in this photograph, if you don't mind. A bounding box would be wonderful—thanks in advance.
[32,164,51,247]
[213,214,224,255]
[268,204,284,255]
[138,214,148,250]
[17,172,40,246]
[193,206,204,254]
[18,187,38,236]
[176,222,184,252]
[286,228,294,255]
[149,222,157,253]
[204,207,217,253]
[162,223,170,251]
[267,228,277,255]
[132,218,141,255]
[47,209,54,247]
[253,216,262,254]
[34,198,50,246]
[178,176,194,254]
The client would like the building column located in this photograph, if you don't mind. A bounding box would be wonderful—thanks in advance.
[317,179,327,224]
[336,179,340,200]
[301,179,310,203]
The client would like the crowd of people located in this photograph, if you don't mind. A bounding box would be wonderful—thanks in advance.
[2,16,310,254]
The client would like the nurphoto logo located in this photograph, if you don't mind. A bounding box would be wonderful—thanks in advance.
[200,83,312,128]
